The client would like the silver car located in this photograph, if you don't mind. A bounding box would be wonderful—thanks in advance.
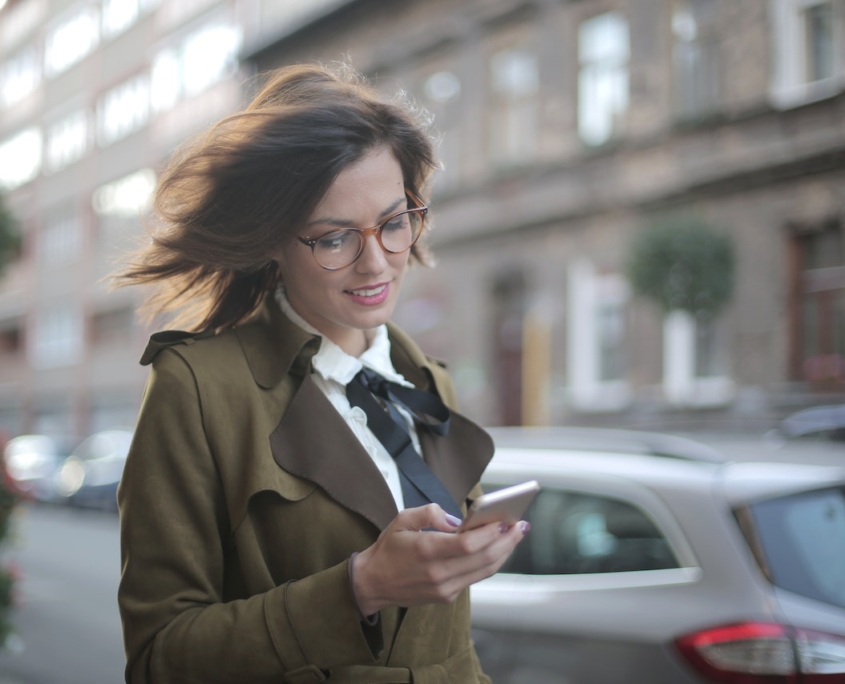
[471,428,845,684]
[2,434,76,502]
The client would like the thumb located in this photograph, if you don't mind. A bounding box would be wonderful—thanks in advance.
[395,504,461,533]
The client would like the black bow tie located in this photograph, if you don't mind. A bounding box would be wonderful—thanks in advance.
[346,368,461,519]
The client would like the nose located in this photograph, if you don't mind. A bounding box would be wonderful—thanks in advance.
[354,233,388,274]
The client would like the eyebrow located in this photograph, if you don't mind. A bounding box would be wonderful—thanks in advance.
[307,196,406,228]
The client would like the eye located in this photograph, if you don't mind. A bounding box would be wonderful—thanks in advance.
[316,230,355,253]
[382,214,410,233]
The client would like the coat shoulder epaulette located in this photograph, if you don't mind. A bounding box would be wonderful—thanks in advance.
[140,329,216,366]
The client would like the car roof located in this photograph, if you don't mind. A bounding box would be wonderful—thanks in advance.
[780,403,845,437]
[487,427,845,504]
[487,426,726,462]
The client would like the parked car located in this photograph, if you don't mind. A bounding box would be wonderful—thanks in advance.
[54,429,133,512]
[778,404,845,442]
[471,427,845,684]
[2,434,77,502]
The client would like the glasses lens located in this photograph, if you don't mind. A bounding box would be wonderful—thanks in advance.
[313,230,361,269]
[380,210,423,253]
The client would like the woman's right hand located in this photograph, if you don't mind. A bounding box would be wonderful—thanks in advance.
[351,504,529,617]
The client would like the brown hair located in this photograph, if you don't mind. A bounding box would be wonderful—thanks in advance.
[115,63,438,331]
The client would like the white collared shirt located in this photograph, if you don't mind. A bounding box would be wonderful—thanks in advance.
[276,290,422,511]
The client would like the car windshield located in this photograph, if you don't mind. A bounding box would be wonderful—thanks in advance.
[749,486,845,609]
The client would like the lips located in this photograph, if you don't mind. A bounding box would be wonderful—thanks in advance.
[348,284,387,297]
[345,281,390,306]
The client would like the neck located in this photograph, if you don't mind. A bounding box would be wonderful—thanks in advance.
[330,328,369,357]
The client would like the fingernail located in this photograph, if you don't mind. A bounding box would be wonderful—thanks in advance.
[519,521,531,534]
[499,523,509,534]
[445,513,461,527]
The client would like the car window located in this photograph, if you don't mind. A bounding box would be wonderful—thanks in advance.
[749,486,845,609]
[494,487,681,575]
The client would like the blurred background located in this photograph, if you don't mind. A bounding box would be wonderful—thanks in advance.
[0,0,843,682]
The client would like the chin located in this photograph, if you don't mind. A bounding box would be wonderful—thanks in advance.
[352,307,395,331]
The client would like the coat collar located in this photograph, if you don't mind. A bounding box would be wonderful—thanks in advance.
[240,297,494,532]
[235,295,448,398]
[235,296,321,388]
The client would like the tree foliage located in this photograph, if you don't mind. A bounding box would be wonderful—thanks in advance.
[628,215,735,316]
[0,194,20,280]
[0,438,18,647]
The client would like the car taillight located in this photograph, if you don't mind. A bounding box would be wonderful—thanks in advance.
[675,622,845,683]
[795,627,845,683]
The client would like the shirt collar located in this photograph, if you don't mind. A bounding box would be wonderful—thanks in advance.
[275,288,411,387]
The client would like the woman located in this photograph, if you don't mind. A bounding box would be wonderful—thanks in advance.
[116,63,528,684]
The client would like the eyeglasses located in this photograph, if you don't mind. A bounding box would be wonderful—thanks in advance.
[298,190,428,271]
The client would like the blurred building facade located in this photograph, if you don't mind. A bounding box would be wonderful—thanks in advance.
[0,0,316,437]
[0,0,844,437]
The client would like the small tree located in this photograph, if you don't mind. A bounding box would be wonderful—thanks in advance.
[627,215,735,317]
[0,451,16,647]
[0,193,20,281]
[0,191,21,645]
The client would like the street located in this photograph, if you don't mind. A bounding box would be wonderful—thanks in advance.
[0,436,839,684]
[0,505,124,684]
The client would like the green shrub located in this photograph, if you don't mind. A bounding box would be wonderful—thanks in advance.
[628,215,735,316]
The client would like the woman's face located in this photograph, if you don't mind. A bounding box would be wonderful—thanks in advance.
[276,145,413,356]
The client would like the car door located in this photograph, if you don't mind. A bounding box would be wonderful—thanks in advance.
[471,477,708,684]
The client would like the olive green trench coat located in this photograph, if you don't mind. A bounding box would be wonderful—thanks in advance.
[117,296,495,683]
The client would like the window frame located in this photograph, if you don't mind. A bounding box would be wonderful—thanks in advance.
[770,0,845,109]
[577,10,631,147]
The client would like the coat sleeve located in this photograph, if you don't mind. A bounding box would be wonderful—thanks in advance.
[118,350,378,683]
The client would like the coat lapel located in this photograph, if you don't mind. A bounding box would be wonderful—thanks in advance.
[269,373,398,531]
[243,296,494,527]
[418,414,493,512]
[387,322,494,510]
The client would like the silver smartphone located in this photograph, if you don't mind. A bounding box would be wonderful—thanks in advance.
[458,480,540,532]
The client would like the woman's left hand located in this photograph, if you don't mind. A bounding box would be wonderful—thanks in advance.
[350,504,529,616]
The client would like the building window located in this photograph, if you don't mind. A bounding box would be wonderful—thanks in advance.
[597,278,628,382]
[0,127,42,191]
[422,69,463,191]
[149,21,242,113]
[578,11,630,147]
[102,0,160,40]
[790,223,845,388]
[150,49,181,113]
[92,168,156,218]
[424,70,461,104]
[672,0,720,119]
[46,110,90,173]
[805,1,837,81]
[0,45,41,108]
[97,74,150,146]
[567,260,631,412]
[41,208,82,264]
[182,23,242,96]
[91,307,134,346]
[488,47,539,165]
[30,304,84,369]
[102,0,139,39]
[771,0,844,108]
[694,313,729,378]
[663,310,733,406]
[44,4,100,78]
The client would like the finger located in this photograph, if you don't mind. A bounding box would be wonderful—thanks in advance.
[433,520,529,578]
[393,503,460,533]
[450,518,520,554]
